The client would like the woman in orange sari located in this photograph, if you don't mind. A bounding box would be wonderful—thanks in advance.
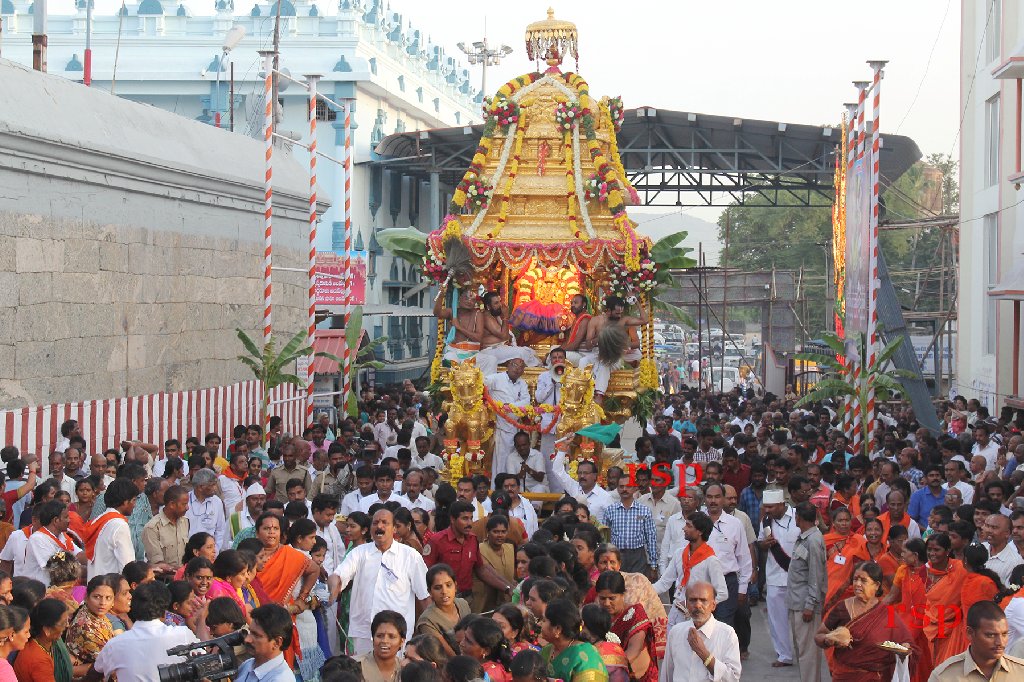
[942,543,1002,658]
[885,539,932,682]
[251,512,319,670]
[877,524,908,590]
[825,507,866,611]
[918,533,967,669]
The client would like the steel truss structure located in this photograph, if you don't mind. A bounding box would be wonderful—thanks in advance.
[373,108,921,208]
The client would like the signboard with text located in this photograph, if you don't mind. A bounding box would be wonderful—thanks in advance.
[315,251,367,306]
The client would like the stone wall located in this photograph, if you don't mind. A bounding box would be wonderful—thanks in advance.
[0,59,326,409]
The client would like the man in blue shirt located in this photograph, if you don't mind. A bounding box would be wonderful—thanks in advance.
[235,604,295,682]
[908,463,946,529]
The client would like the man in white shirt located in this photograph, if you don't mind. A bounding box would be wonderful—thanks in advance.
[496,474,539,536]
[703,483,754,628]
[94,582,200,681]
[982,513,1024,586]
[24,500,77,586]
[340,466,376,516]
[485,359,532,476]
[973,424,1001,472]
[550,448,615,521]
[411,437,446,476]
[639,477,682,549]
[534,347,567,492]
[0,511,38,578]
[397,470,435,512]
[660,488,703,574]
[327,509,430,655]
[358,466,412,513]
[54,419,79,454]
[218,451,248,518]
[232,483,266,537]
[943,457,975,504]
[660,581,742,682]
[85,479,137,579]
[184,469,229,550]
[653,512,728,628]
[757,488,799,667]
[507,432,549,497]
[48,451,78,502]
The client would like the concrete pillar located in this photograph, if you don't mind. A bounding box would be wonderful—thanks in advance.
[429,170,440,229]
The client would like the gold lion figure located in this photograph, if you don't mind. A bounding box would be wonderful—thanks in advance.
[557,366,605,440]
[442,360,494,472]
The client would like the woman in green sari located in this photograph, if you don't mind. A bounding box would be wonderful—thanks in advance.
[13,599,73,682]
[540,599,609,682]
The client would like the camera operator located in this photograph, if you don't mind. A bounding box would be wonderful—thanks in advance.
[93,582,199,680]
[203,596,250,665]
[233,604,295,682]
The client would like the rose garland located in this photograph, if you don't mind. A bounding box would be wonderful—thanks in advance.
[584,172,610,203]
[486,96,520,134]
[487,107,529,239]
[607,96,625,133]
[483,388,561,434]
[608,256,658,303]
[555,100,584,132]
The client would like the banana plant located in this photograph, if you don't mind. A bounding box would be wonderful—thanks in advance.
[794,330,918,455]
[339,306,387,417]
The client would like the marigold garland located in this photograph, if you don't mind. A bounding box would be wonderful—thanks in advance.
[564,132,584,241]
[488,108,529,239]
[430,323,446,383]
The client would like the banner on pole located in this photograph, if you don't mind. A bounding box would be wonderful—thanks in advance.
[315,251,368,306]
[844,146,872,352]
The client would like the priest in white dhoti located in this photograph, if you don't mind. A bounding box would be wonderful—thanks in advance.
[485,359,532,476]
[534,346,567,493]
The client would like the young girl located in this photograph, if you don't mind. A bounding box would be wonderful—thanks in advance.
[164,580,197,630]
[184,557,214,613]
[66,576,116,669]
[308,536,334,667]
[460,616,513,682]
[492,603,536,655]
[0,604,29,682]
[207,550,250,616]
[338,511,371,653]
[288,519,326,681]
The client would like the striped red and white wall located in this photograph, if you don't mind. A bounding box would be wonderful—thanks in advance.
[0,380,306,457]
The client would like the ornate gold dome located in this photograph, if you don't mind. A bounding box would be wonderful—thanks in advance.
[525,8,578,67]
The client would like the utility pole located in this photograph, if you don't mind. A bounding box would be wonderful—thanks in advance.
[271,0,283,132]
[84,0,92,85]
[457,21,512,98]
[32,0,47,72]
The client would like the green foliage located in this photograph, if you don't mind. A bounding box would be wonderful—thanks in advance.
[376,227,427,266]
[631,389,661,425]
[650,230,697,286]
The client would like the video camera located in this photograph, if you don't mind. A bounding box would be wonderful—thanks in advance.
[157,630,246,682]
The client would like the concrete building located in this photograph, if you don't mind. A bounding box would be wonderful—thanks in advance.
[959,0,1024,413]
[1,0,481,383]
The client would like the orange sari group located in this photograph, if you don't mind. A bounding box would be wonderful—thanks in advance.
[904,560,967,681]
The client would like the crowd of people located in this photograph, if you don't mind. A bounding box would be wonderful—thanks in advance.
[0,377,1024,682]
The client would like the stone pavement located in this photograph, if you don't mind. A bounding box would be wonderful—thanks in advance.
[738,599,830,681]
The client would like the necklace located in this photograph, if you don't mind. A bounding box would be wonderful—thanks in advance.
[33,639,52,659]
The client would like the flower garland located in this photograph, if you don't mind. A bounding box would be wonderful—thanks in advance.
[608,255,658,303]
[607,96,625,133]
[584,172,610,203]
[464,119,519,237]
[638,294,659,390]
[430,323,446,383]
[458,174,492,213]
[487,107,529,239]
[600,104,640,206]
[555,100,584,132]
[486,96,520,134]
[564,131,584,241]
[422,250,447,285]
[483,388,561,434]
[450,135,495,215]
[573,125,597,240]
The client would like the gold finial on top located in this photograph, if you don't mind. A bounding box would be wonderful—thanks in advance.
[525,8,578,68]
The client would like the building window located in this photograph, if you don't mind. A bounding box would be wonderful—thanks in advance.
[984,213,999,354]
[986,0,1001,65]
[315,100,336,122]
[985,95,1000,187]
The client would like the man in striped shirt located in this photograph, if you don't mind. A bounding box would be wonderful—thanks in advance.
[694,427,723,465]
[602,478,659,578]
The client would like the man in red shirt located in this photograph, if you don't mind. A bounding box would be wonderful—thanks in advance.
[721,447,751,494]
[422,500,516,599]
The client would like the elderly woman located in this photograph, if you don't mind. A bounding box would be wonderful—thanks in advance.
[12,598,73,682]
[815,562,915,682]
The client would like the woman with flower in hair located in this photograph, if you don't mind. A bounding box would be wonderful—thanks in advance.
[44,550,82,612]
[492,603,537,655]
[595,571,657,682]
[581,603,629,682]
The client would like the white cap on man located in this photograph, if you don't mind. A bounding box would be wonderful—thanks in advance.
[763,489,785,505]
[245,483,266,498]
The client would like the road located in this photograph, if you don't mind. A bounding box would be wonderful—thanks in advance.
[740,600,829,680]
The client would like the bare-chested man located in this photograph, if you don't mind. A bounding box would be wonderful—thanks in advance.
[562,294,592,366]
[473,291,540,376]
[578,295,648,403]
[436,286,484,365]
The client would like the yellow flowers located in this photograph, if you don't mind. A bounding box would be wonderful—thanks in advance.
[472,153,487,167]
[453,190,467,207]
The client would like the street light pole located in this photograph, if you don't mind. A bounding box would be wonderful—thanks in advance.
[457,22,512,99]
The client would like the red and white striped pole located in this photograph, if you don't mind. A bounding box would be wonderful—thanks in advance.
[340,100,354,412]
[260,50,275,349]
[306,74,321,427]
[842,102,858,444]
[865,61,886,453]
[850,81,868,456]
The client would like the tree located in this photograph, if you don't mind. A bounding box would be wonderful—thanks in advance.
[794,330,918,455]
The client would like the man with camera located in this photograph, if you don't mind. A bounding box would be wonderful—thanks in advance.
[93,581,199,680]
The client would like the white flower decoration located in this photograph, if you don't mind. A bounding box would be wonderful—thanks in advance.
[606,632,621,645]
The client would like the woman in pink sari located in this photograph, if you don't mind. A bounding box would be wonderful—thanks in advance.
[814,562,915,682]
[207,549,250,617]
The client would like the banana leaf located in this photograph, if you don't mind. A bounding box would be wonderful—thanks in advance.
[377,227,428,265]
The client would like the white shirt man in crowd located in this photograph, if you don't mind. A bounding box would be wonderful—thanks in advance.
[359,466,412,513]
[411,436,446,476]
[660,581,742,682]
[218,451,248,517]
[506,431,548,497]
[653,512,728,628]
[973,424,1000,472]
[85,479,137,579]
[485,359,532,476]
[496,474,539,536]
[702,483,753,628]
[185,468,229,550]
[327,509,429,655]
[757,488,800,668]
[398,470,435,512]
[982,513,1024,586]
[340,466,376,516]
[550,448,614,521]
[234,483,267,536]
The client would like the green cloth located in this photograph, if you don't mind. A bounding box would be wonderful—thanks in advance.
[232,525,256,549]
[575,423,622,445]
[541,642,609,682]
[53,638,74,682]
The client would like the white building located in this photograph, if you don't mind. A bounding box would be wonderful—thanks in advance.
[959,0,1024,415]
[1,0,479,383]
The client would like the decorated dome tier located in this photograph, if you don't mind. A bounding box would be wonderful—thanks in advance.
[427,68,648,273]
